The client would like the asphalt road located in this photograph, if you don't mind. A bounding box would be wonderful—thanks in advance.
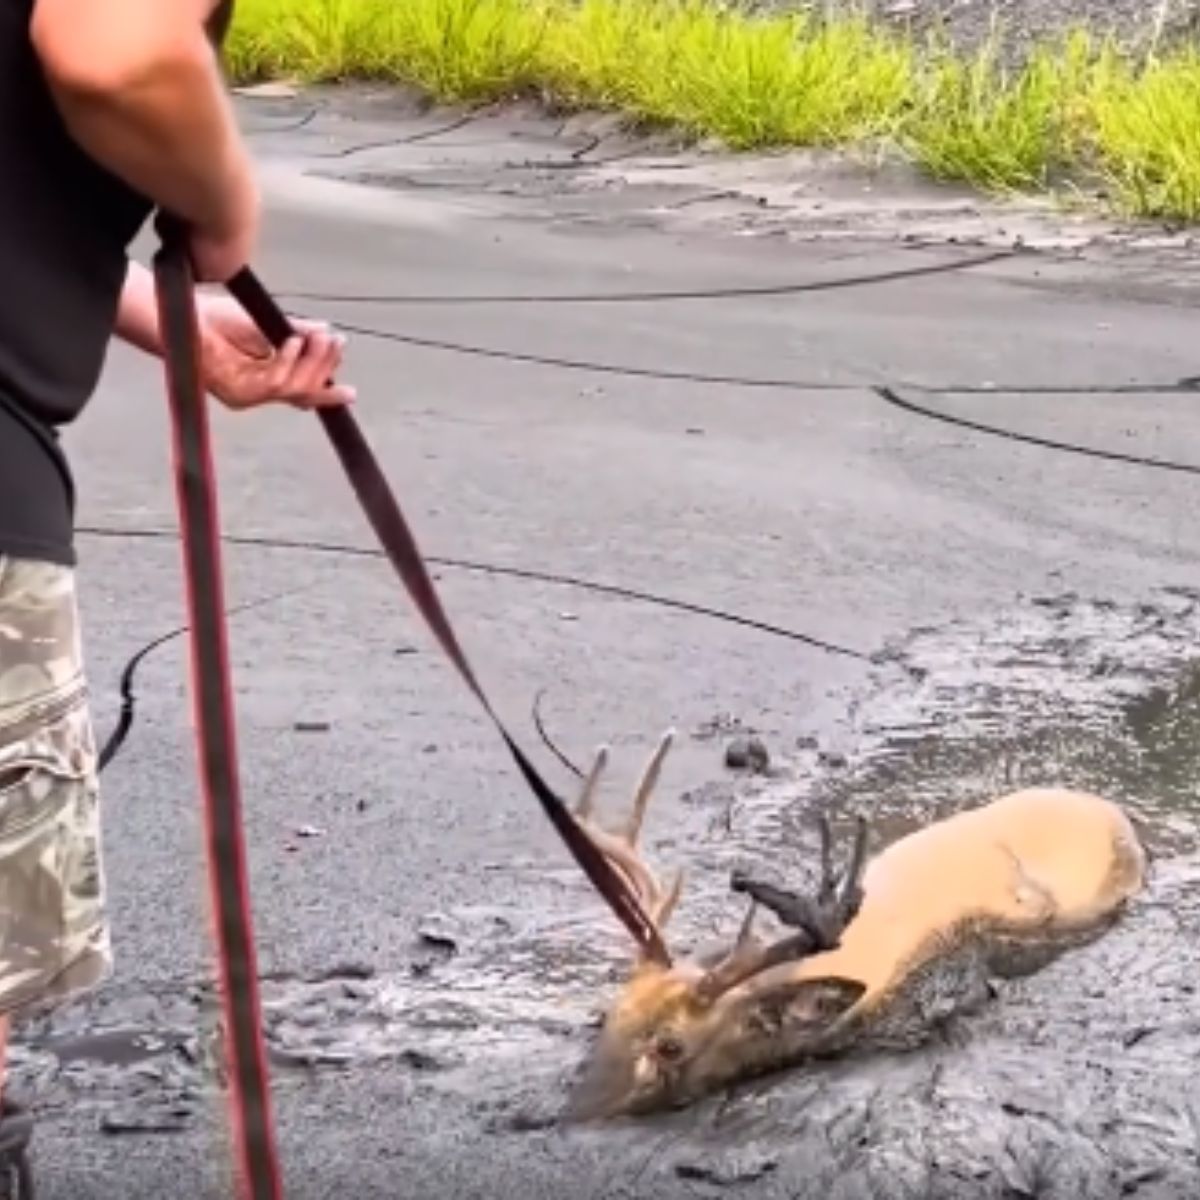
[15,88,1200,1198]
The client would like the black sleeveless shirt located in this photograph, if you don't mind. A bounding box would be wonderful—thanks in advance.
[0,0,232,566]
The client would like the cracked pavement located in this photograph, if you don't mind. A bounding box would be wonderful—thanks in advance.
[22,87,1200,1197]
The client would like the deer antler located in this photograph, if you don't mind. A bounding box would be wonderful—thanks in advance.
[695,813,869,1003]
[571,730,684,966]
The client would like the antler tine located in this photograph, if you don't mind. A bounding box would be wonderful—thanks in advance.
[736,899,758,944]
[653,865,685,930]
[568,731,684,961]
[574,745,610,823]
[695,898,762,1003]
[624,728,675,845]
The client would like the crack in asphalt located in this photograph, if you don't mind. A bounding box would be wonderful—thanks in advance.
[874,386,1200,476]
[249,104,660,170]
[96,583,316,774]
[77,527,867,657]
[239,107,322,136]
[81,526,872,775]
[309,315,1200,414]
[298,112,495,161]
[276,278,1200,475]
[514,148,650,172]
[277,248,1015,305]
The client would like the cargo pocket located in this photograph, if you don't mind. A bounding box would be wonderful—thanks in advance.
[0,747,84,849]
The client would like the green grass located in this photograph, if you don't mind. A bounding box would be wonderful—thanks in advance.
[1088,46,1200,219]
[225,0,1200,222]
[904,32,1099,195]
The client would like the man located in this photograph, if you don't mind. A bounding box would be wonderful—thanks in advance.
[0,1,354,1192]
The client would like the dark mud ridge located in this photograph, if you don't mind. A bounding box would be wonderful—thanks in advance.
[11,589,1200,1198]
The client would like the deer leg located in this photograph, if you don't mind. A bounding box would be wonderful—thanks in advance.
[833,815,869,926]
[728,814,869,954]
[729,873,837,950]
[816,813,836,904]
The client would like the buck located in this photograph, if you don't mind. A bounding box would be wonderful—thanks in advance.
[562,730,1148,1120]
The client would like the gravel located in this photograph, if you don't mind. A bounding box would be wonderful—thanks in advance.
[816,0,1200,56]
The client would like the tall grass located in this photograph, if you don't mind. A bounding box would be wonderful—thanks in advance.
[1088,47,1200,220]
[539,3,915,148]
[226,0,548,100]
[905,31,1100,194]
[225,0,1200,222]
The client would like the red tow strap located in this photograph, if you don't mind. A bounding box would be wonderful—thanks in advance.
[150,213,668,1196]
[152,218,283,1200]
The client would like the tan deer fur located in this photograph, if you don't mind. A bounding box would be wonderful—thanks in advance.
[564,734,1148,1121]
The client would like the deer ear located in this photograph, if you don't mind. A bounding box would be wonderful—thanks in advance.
[744,976,865,1037]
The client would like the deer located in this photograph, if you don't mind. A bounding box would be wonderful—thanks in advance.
[561,730,1149,1121]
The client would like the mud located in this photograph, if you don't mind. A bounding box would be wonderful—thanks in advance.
[11,589,1200,1198]
[239,83,1200,256]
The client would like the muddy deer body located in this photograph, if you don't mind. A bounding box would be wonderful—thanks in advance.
[561,733,1148,1120]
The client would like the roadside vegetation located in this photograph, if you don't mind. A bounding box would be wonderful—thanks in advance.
[225,0,1200,222]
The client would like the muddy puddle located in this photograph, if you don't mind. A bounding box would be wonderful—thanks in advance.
[11,590,1200,1197]
[767,587,1200,855]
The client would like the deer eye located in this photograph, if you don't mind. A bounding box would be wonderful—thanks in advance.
[655,1034,685,1062]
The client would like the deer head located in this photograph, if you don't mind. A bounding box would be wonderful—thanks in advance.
[560,731,870,1121]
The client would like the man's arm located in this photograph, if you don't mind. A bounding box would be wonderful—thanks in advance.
[114,261,162,356]
[30,0,257,279]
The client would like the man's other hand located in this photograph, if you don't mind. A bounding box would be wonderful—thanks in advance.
[196,295,356,410]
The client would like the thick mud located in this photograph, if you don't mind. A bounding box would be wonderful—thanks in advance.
[11,590,1200,1197]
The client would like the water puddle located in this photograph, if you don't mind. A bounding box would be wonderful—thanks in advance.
[754,588,1200,861]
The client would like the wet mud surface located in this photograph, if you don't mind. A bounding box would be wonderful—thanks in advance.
[14,590,1200,1198]
[236,84,1200,257]
[34,82,1200,1197]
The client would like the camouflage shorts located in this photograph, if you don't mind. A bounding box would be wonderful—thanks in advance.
[0,555,110,1020]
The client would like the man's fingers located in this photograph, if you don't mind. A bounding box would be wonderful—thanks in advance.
[289,382,357,410]
[288,317,334,339]
[297,332,344,391]
[213,322,355,411]
[266,336,304,391]
[273,329,354,408]
[282,330,348,397]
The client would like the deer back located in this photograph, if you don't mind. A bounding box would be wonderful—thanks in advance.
[767,787,1147,1019]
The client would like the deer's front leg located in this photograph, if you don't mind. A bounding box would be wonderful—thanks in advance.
[728,814,869,955]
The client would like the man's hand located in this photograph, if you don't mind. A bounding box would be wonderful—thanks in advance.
[196,295,356,411]
[114,260,353,409]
